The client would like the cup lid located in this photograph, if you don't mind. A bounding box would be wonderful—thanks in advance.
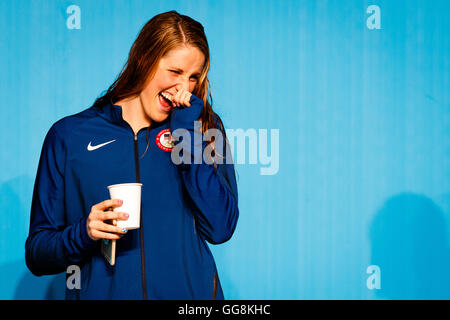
[107,183,143,189]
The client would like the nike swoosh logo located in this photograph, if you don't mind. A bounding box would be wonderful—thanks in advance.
[87,139,116,151]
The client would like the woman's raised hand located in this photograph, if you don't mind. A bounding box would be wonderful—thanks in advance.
[171,86,192,107]
[86,199,129,241]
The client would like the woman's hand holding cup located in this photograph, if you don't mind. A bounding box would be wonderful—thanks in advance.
[86,199,129,241]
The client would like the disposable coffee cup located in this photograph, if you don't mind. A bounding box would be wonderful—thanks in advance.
[107,183,142,230]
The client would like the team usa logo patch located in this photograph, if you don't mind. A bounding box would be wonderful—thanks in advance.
[156,128,175,152]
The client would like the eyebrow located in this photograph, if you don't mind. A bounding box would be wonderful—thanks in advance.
[169,67,201,77]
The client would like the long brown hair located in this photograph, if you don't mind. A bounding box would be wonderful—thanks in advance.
[93,11,225,158]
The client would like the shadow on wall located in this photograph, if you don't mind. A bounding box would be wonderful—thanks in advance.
[370,193,450,299]
[0,175,66,299]
[0,260,65,300]
[14,268,66,300]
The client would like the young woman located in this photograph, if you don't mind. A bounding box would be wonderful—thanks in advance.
[25,11,239,300]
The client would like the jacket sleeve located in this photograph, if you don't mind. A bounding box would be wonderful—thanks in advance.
[25,125,98,276]
[170,95,239,244]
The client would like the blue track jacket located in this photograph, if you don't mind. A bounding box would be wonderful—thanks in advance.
[25,95,239,299]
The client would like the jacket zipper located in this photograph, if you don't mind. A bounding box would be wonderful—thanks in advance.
[134,133,148,300]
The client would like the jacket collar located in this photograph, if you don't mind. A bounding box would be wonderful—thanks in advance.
[95,100,170,130]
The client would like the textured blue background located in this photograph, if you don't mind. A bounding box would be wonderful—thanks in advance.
[0,0,449,299]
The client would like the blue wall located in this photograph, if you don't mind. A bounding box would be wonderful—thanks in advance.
[0,0,449,299]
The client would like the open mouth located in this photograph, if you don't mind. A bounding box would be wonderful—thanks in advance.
[158,91,174,110]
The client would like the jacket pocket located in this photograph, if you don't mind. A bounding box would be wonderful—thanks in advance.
[212,273,218,300]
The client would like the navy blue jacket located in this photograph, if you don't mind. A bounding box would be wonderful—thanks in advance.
[25,95,239,299]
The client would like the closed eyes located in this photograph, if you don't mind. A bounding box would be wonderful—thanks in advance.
[168,69,200,81]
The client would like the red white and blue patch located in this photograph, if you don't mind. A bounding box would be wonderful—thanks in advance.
[156,128,174,152]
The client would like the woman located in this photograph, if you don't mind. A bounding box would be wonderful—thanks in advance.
[25,11,239,300]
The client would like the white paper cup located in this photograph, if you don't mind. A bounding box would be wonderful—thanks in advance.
[107,183,142,230]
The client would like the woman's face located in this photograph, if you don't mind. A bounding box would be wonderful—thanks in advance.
[139,45,205,122]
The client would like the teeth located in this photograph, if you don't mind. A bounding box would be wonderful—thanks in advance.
[160,92,172,101]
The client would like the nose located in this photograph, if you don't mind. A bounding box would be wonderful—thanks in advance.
[176,75,190,92]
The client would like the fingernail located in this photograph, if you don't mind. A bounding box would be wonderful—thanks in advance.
[124,213,129,218]
[122,229,128,233]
